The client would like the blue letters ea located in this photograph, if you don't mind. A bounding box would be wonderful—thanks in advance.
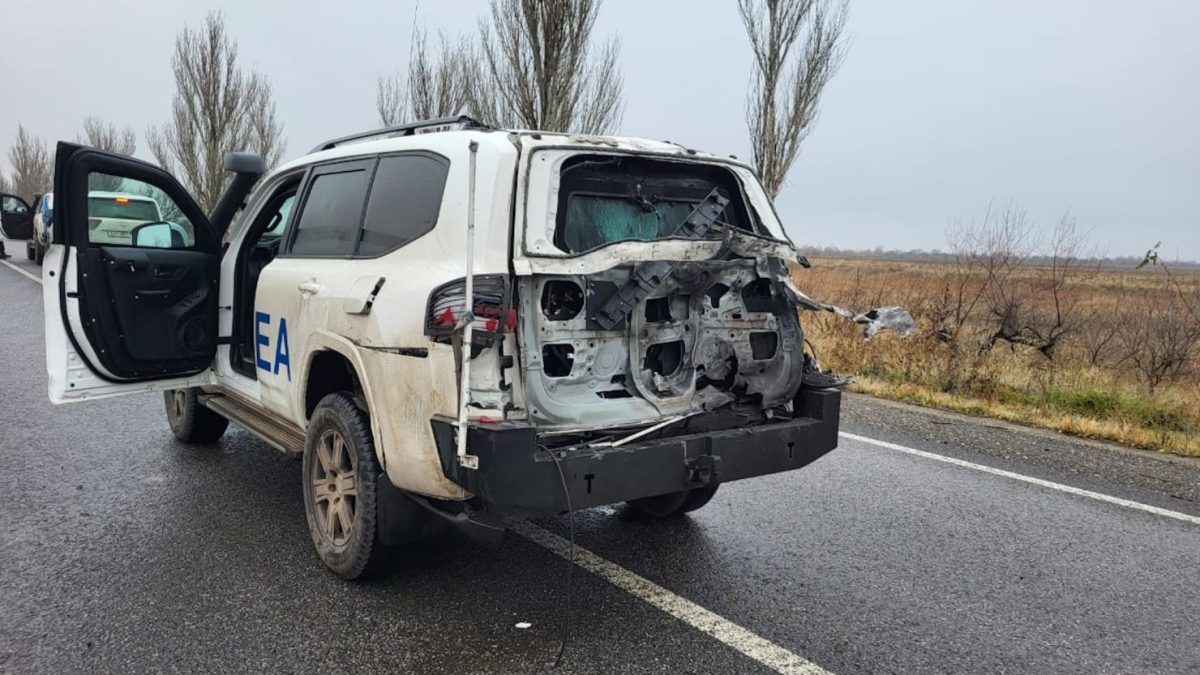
[255,312,292,381]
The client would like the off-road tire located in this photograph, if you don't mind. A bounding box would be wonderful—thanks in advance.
[164,388,229,443]
[302,392,386,580]
[626,485,720,519]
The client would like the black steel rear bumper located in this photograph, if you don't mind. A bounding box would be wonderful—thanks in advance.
[432,388,840,516]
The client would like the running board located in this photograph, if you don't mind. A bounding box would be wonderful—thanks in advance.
[199,393,306,455]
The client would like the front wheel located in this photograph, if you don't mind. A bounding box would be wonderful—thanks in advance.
[34,240,45,266]
[626,485,720,519]
[302,392,387,580]
[164,388,228,443]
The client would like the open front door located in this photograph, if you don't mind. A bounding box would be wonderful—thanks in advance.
[44,142,221,403]
[0,193,33,239]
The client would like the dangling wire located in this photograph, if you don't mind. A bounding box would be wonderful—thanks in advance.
[546,448,575,668]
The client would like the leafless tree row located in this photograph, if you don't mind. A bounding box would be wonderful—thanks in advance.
[3,116,145,199]
[922,205,1200,391]
[371,0,849,182]
[8,3,843,211]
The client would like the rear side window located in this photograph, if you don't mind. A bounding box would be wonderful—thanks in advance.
[290,166,370,257]
[358,154,449,257]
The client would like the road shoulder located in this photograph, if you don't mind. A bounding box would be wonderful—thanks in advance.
[841,392,1200,516]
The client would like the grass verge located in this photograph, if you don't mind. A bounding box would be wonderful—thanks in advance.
[847,376,1200,458]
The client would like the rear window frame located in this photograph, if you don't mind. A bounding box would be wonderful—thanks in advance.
[551,154,762,255]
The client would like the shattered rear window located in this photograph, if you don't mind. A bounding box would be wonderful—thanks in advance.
[555,155,758,254]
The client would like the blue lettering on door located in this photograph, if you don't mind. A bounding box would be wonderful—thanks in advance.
[254,312,292,381]
[273,317,291,380]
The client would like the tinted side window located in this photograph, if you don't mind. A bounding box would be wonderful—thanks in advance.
[357,154,449,257]
[290,168,369,257]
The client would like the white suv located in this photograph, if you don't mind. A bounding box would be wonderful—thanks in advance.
[42,117,842,579]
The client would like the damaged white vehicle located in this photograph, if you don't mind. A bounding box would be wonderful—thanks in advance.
[42,117,851,579]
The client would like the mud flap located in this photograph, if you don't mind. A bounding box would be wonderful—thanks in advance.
[375,475,447,546]
[376,473,506,546]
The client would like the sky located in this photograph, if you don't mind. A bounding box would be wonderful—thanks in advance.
[1,0,1196,259]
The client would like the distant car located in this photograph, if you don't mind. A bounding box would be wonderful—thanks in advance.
[28,193,52,264]
[84,191,167,246]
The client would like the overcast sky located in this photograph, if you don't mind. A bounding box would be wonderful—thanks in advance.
[1,0,1196,258]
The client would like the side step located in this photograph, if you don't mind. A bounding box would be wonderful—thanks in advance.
[199,393,306,455]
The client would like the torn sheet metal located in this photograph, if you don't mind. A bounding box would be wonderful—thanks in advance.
[779,274,916,339]
[853,306,917,338]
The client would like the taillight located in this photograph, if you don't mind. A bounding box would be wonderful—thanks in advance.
[425,275,515,345]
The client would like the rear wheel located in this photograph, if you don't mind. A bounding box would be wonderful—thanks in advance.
[164,388,228,443]
[302,392,386,580]
[626,485,720,519]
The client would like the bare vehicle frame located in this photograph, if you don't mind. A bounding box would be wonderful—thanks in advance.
[42,116,844,579]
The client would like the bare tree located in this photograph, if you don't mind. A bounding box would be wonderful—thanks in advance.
[466,0,623,134]
[1116,276,1200,391]
[739,0,849,198]
[0,170,10,195]
[79,117,139,192]
[377,74,407,127]
[377,27,469,126]
[6,124,52,202]
[146,11,286,212]
[80,117,137,155]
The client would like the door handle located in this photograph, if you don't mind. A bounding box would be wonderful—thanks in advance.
[298,280,322,297]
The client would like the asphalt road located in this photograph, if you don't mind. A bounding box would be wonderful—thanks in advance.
[3,247,1199,674]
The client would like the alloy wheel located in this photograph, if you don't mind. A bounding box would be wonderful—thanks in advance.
[310,429,358,547]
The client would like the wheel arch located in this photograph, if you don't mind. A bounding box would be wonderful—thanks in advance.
[304,350,365,419]
[299,332,385,473]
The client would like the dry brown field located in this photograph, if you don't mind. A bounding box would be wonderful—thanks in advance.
[794,255,1200,457]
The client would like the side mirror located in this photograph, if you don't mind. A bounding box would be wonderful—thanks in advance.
[131,221,185,248]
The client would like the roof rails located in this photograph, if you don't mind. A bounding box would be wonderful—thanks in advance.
[310,115,489,153]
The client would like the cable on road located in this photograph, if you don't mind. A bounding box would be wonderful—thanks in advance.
[546,448,576,668]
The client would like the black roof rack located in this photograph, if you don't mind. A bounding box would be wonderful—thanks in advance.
[310,115,489,153]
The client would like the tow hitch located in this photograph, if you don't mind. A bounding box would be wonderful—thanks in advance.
[685,454,721,487]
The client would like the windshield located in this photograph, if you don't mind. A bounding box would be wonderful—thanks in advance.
[89,197,159,221]
[554,155,759,254]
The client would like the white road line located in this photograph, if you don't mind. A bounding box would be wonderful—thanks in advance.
[840,431,1200,526]
[510,520,832,675]
[0,258,42,284]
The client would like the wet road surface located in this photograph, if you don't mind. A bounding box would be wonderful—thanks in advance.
[2,249,1199,674]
